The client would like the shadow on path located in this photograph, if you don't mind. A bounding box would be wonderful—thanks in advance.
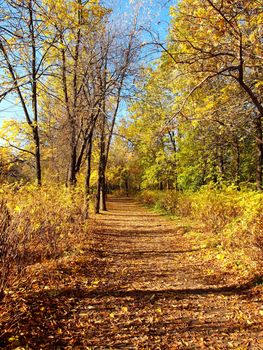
[1,197,262,349]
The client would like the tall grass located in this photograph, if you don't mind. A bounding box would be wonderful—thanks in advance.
[139,186,263,278]
[0,183,90,299]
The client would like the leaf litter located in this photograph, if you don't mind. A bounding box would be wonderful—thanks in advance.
[0,197,262,349]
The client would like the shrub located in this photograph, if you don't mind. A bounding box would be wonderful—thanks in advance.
[138,186,263,275]
[0,183,89,300]
[190,187,242,233]
[138,190,161,207]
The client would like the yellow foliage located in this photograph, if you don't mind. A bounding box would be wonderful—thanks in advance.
[0,182,90,296]
[121,306,128,313]
[139,187,263,277]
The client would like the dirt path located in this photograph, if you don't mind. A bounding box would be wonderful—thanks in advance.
[1,197,262,349]
[87,197,263,349]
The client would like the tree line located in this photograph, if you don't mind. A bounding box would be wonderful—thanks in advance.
[0,0,140,214]
[110,0,263,192]
[0,0,262,209]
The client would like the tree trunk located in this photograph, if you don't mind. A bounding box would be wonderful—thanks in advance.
[84,136,93,219]
[96,135,107,213]
[30,1,41,186]
[95,176,101,214]
[101,159,107,211]
[69,1,82,186]
[255,115,263,191]
[168,131,178,190]
[69,144,77,186]
[95,57,107,212]
[95,119,106,214]
[237,45,263,190]
[33,127,42,186]
[60,36,75,186]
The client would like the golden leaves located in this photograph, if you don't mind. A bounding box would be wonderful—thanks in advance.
[121,306,128,313]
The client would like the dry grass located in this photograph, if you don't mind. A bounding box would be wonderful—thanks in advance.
[138,188,263,278]
[0,183,92,300]
[0,197,262,349]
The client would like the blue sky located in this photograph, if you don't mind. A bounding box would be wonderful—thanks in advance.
[0,0,175,126]
[0,98,25,125]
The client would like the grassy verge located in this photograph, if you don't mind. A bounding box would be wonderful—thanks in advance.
[138,186,263,283]
[0,183,92,300]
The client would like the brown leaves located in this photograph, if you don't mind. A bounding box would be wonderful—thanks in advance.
[1,198,262,349]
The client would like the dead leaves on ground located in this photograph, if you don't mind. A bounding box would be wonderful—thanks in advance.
[1,199,263,349]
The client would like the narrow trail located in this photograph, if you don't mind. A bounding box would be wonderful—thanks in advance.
[1,197,262,349]
[94,197,227,292]
[84,197,263,349]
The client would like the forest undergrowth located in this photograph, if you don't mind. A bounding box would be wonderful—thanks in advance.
[0,183,92,300]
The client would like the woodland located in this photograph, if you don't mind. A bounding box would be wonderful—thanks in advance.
[0,0,262,348]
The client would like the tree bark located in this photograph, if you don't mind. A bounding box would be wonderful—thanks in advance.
[29,0,41,185]
[32,127,41,186]
[237,38,263,190]
[101,155,107,210]
[96,122,107,213]
[95,176,101,214]
[168,131,178,190]
[255,115,263,190]
[84,135,93,218]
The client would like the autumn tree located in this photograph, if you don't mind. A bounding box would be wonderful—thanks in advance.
[121,65,178,190]
[0,0,58,185]
[94,20,141,212]
[164,0,263,189]
[37,0,109,187]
